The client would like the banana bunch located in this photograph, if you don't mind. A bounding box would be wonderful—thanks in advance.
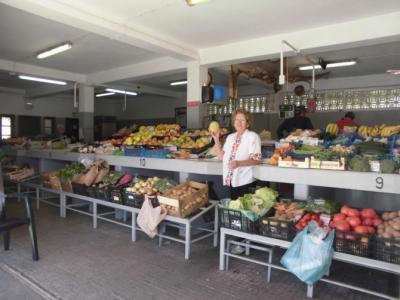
[380,125,400,137]
[325,123,339,135]
[358,125,380,137]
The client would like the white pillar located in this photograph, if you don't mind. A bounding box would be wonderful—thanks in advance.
[186,61,208,129]
[78,84,94,143]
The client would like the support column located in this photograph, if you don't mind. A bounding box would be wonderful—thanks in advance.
[78,85,94,143]
[186,61,208,129]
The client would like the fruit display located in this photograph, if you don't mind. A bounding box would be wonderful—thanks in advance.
[358,124,400,138]
[125,177,161,196]
[4,137,26,145]
[330,206,382,237]
[378,211,400,240]
[295,213,325,231]
[325,123,339,135]
[273,201,305,222]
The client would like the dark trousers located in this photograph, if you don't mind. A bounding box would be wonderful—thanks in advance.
[230,182,255,200]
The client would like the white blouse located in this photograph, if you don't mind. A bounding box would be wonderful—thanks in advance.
[222,130,261,187]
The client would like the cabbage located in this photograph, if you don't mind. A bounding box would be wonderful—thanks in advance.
[228,199,243,210]
[233,187,278,216]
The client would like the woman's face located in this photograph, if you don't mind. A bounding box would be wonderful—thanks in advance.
[233,112,248,134]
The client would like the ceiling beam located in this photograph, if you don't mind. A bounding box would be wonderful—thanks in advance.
[0,59,86,83]
[87,57,187,85]
[25,84,75,99]
[0,86,25,95]
[200,11,400,67]
[1,0,198,61]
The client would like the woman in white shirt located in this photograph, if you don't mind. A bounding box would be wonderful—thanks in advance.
[211,109,262,200]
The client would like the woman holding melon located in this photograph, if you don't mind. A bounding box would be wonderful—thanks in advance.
[210,109,262,200]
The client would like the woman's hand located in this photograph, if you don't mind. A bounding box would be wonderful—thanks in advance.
[210,129,221,143]
[228,160,240,169]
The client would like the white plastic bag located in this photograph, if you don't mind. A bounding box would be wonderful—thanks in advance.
[137,195,166,238]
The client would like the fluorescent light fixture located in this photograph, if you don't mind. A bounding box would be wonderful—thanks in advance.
[299,60,357,71]
[387,69,400,75]
[106,88,137,96]
[170,80,187,86]
[37,42,72,59]
[18,75,67,85]
[186,0,210,6]
[96,92,115,98]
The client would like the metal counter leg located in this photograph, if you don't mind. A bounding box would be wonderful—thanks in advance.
[158,223,166,247]
[185,222,191,260]
[131,212,137,242]
[213,204,218,247]
[93,203,97,229]
[60,194,66,218]
[307,284,314,298]
[36,188,40,210]
[219,230,226,271]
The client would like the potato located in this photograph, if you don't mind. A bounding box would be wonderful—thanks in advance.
[392,223,400,231]
[389,212,398,220]
[382,232,392,239]
[377,224,385,230]
[392,231,400,238]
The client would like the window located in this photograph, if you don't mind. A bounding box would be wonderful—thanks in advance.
[1,116,13,139]
[44,117,55,136]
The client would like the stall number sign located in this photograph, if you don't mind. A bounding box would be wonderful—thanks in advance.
[375,177,384,190]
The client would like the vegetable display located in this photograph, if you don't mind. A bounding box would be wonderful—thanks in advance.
[59,163,85,180]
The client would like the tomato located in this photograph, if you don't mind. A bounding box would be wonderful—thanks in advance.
[372,218,383,226]
[346,216,361,227]
[347,208,360,217]
[365,226,376,234]
[353,226,369,235]
[360,208,377,219]
[340,205,351,216]
[345,234,356,241]
[362,218,373,226]
[311,214,320,221]
[334,220,350,231]
[333,213,346,223]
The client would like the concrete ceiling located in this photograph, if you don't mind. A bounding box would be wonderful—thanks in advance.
[0,0,399,97]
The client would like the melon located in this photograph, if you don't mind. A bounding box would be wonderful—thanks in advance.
[208,121,220,134]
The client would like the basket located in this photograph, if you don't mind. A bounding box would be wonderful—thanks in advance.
[374,237,400,265]
[218,206,259,234]
[259,217,296,241]
[334,230,373,258]
[42,171,62,191]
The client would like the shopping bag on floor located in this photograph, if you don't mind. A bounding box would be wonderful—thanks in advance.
[137,195,167,238]
[280,222,335,285]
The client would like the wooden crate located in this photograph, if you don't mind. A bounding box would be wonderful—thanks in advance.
[278,157,310,168]
[158,180,208,218]
[310,157,346,170]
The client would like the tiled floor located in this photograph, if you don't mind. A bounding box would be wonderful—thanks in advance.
[0,201,398,300]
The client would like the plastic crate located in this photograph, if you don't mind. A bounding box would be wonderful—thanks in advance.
[86,186,97,198]
[334,230,373,258]
[374,237,400,265]
[109,187,125,205]
[72,182,89,196]
[123,191,144,208]
[124,146,169,158]
[218,206,259,234]
[259,218,296,241]
[96,185,110,201]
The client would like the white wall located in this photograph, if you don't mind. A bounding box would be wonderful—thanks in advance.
[95,95,186,120]
[0,91,76,118]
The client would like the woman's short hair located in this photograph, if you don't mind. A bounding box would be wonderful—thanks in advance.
[231,108,253,128]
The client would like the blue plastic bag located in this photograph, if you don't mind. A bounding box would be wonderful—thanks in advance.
[280,224,335,285]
